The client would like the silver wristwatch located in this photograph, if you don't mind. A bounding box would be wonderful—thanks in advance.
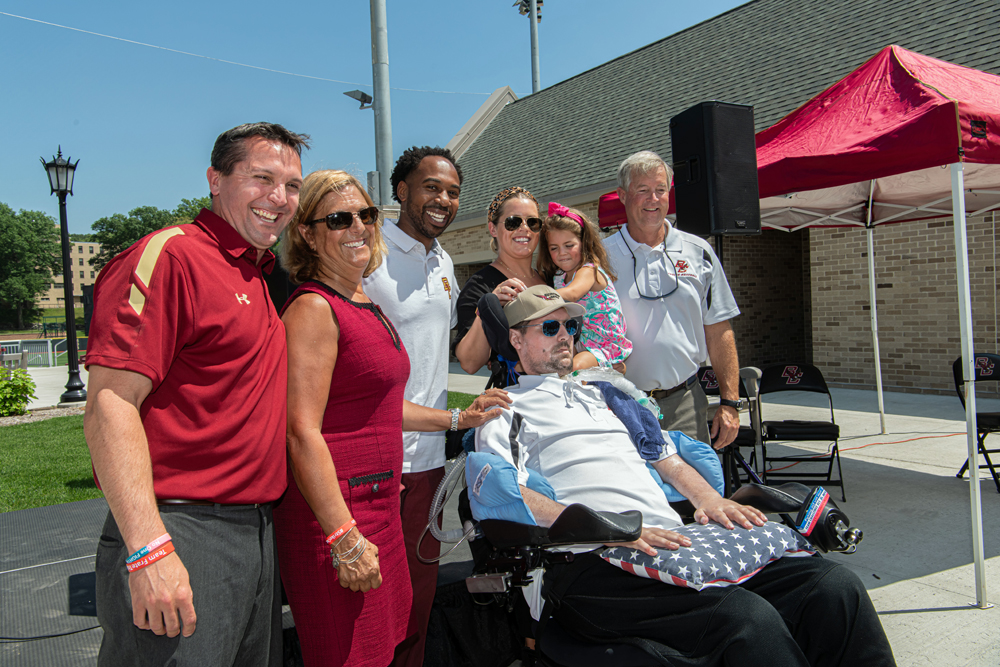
[449,408,461,431]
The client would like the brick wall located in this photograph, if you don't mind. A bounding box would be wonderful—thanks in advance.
[455,262,488,290]
[718,230,811,369]
[809,214,1000,396]
[440,224,492,260]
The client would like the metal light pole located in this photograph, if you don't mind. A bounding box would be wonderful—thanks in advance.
[370,0,393,205]
[514,0,542,93]
[342,90,380,203]
[40,147,86,403]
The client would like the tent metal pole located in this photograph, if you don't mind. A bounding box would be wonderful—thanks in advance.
[950,161,988,609]
[865,180,887,434]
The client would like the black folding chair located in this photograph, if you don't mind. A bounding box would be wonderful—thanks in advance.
[696,366,766,495]
[758,363,845,500]
[952,353,1000,493]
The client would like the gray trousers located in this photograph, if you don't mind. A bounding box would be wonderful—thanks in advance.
[656,380,711,444]
[95,503,281,667]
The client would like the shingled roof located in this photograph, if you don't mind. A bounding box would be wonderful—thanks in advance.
[453,0,1000,222]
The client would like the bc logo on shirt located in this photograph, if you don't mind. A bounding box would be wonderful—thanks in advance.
[236,293,250,305]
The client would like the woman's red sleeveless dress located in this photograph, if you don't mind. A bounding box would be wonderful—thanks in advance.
[275,280,412,667]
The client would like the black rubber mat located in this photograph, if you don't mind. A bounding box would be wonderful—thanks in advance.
[0,498,107,664]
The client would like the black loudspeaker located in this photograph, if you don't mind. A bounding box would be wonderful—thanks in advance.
[669,101,761,236]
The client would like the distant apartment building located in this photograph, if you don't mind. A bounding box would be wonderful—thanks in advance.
[36,241,102,307]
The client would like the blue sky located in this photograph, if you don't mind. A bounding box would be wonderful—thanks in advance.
[0,1,746,234]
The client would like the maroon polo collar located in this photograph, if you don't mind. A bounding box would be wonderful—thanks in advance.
[193,208,276,274]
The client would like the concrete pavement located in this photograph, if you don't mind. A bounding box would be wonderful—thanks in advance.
[25,366,88,410]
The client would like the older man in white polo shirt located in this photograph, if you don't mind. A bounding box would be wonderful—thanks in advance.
[363,146,463,667]
[606,150,743,449]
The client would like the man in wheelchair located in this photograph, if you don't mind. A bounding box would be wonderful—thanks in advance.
[469,285,894,666]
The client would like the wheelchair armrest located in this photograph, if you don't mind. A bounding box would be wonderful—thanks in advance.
[548,504,642,546]
[729,482,810,514]
[478,504,642,549]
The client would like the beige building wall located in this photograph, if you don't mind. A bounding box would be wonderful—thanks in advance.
[809,215,1000,397]
[37,241,103,307]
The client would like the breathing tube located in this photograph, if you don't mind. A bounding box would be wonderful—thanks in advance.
[417,451,479,563]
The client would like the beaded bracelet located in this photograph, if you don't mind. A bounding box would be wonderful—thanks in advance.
[325,518,357,545]
[126,533,172,565]
[126,541,176,573]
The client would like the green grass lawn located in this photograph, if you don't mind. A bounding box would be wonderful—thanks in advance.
[0,414,102,513]
[0,392,483,513]
[447,391,479,411]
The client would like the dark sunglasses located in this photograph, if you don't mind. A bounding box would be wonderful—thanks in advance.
[516,318,580,337]
[305,206,379,230]
[503,215,543,232]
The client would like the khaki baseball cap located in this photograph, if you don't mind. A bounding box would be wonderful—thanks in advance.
[503,284,586,326]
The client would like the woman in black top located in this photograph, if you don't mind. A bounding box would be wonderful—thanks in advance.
[453,186,547,388]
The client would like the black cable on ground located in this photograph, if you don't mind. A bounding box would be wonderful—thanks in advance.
[0,625,101,643]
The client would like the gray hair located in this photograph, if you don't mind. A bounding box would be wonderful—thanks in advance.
[617,150,673,192]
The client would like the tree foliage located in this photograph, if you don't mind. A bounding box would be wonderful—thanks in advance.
[0,203,61,329]
[89,197,213,270]
[89,206,177,271]
[173,196,212,225]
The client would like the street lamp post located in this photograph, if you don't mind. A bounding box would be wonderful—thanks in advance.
[40,147,86,404]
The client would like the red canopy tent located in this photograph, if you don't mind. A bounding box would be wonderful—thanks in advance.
[755,46,1000,608]
[753,45,1000,607]
[756,45,1000,231]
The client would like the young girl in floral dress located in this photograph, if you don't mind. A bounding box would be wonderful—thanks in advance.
[537,202,632,372]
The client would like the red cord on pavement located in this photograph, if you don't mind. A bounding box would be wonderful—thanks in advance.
[765,432,964,472]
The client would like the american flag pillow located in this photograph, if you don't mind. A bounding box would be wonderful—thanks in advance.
[600,522,815,590]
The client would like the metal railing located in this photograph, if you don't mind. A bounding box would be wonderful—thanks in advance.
[0,338,88,367]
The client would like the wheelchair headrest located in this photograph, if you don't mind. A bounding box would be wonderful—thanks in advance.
[478,292,519,362]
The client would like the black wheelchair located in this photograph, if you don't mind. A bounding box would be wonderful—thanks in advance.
[423,293,865,666]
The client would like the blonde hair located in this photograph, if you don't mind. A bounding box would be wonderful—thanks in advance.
[536,206,617,285]
[281,170,386,284]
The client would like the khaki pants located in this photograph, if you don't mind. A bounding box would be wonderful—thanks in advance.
[655,380,711,444]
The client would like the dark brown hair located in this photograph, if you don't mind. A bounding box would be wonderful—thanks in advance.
[536,206,617,285]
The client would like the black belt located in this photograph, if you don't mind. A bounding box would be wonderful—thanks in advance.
[646,374,698,400]
[157,499,267,509]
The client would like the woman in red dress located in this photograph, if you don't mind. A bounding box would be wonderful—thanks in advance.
[276,170,507,667]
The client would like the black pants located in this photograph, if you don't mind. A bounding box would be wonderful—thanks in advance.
[544,553,895,667]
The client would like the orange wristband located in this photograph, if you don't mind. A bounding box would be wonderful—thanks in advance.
[126,540,175,573]
[325,518,357,545]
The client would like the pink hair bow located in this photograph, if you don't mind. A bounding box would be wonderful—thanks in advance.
[548,201,585,227]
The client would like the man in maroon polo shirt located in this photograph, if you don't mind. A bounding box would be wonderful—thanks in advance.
[84,122,309,666]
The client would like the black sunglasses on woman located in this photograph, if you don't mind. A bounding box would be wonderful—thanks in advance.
[306,206,380,230]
